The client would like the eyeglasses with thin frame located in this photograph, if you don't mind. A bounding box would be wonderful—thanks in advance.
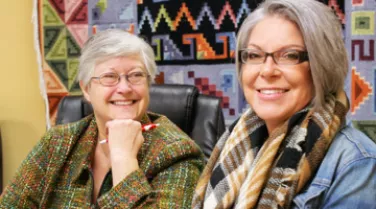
[91,71,150,86]
[239,48,309,65]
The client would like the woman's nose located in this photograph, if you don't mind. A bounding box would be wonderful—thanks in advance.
[116,76,132,92]
[260,56,280,77]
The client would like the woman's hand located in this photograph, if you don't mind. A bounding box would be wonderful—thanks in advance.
[106,119,144,186]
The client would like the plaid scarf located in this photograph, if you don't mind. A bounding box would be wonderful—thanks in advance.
[192,91,349,209]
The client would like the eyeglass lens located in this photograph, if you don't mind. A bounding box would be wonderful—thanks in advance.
[98,72,147,86]
[240,49,307,65]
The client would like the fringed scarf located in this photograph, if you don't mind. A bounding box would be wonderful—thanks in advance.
[192,91,349,209]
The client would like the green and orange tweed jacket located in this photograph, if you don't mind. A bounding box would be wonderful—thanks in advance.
[0,112,204,208]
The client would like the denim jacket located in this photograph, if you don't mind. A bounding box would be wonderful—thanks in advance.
[292,126,376,209]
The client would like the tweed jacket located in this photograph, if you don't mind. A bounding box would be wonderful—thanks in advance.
[0,112,204,208]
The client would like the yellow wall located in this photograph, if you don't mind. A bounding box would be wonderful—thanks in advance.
[0,0,46,188]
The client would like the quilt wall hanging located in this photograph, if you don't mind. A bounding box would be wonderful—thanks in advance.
[35,0,375,140]
[347,0,376,140]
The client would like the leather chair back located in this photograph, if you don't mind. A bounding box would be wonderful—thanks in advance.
[56,84,225,160]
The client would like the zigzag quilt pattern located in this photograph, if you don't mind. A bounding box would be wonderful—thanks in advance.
[138,0,345,65]
[37,0,356,127]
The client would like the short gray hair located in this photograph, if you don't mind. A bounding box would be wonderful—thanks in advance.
[236,0,348,109]
[78,29,157,87]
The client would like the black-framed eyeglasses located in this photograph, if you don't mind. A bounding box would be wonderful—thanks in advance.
[91,71,150,86]
[239,48,309,65]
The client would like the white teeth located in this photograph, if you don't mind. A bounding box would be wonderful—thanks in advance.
[113,101,133,105]
[259,89,285,95]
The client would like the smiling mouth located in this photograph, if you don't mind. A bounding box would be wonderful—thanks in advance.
[110,101,136,105]
[257,89,289,95]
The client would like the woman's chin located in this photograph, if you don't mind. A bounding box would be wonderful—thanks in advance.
[254,108,285,124]
[253,104,281,118]
[111,113,139,120]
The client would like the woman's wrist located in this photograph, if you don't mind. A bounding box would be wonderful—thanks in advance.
[110,150,137,163]
[111,157,139,186]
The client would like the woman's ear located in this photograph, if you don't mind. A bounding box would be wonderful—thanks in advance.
[80,81,91,103]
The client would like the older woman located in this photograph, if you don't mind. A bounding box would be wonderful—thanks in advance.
[0,29,204,208]
[193,0,376,208]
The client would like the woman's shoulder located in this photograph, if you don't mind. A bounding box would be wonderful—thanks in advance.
[145,112,204,156]
[44,115,94,142]
[331,125,376,161]
[292,126,376,208]
[141,112,205,169]
[318,125,376,180]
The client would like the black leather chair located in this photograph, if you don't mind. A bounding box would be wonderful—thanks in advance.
[55,84,225,160]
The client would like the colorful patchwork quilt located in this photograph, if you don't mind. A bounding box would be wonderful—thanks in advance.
[35,0,376,140]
